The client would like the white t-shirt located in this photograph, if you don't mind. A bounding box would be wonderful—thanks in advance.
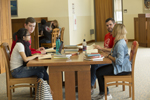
[10,43,25,70]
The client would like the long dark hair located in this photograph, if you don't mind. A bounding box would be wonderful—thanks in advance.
[16,28,31,66]
[16,28,28,41]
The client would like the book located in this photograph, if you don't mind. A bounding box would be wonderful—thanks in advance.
[64,49,79,54]
[87,43,98,53]
[53,54,71,59]
[64,45,78,49]
[65,52,80,56]
[84,55,104,61]
[45,48,56,53]
[86,53,100,57]
[38,53,52,60]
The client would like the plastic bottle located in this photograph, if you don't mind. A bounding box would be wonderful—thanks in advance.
[56,37,60,54]
[82,39,87,54]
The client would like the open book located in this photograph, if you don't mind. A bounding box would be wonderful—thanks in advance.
[38,53,52,60]
[87,43,98,53]
[45,48,56,53]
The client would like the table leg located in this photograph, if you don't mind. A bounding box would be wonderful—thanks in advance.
[65,71,76,100]
[78,69,91,100]
[49,70,63,100]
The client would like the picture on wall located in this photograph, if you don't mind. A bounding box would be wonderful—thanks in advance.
[11,0,17,16]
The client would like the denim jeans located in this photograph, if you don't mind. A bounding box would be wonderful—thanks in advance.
[11,65,49,81]
[91,64,108,86]
[39,38,51,48]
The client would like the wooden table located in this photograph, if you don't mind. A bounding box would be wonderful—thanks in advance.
[27,53,112,100]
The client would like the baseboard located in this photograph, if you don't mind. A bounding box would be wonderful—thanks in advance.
[128,39,135,42]
[78,39,95,45]
[77,39,134,46]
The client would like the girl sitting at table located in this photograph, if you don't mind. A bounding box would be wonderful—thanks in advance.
[93,24,131,100]
[10,28,49,81]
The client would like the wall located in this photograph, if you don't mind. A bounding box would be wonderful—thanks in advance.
[68,0,95,45]
[11,0,95,45]
[123,0,148,39]
[12,0,70,45]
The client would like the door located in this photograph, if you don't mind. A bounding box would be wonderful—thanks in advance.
[94,0,113,41]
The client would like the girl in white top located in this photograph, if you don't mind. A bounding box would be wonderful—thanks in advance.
[10,28,48,81]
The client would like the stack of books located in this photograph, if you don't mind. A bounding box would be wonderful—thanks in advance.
[64,45,79,54]
[84,53,104,61]
[53,54,72,59]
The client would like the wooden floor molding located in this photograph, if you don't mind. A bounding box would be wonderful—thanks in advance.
[78,40,95,45]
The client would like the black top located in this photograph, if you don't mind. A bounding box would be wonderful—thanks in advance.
[40,25,52,40]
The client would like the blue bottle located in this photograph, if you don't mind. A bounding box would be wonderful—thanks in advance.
[56,37,60,54]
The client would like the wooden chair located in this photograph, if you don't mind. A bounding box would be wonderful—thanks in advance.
[60,27,65,42]
[1,43,37,100]
[104,41,139,100]
[41,28,60,48]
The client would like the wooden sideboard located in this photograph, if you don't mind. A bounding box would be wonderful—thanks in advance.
[134,14,150,47]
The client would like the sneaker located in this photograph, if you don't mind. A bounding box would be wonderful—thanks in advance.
[92,94,112,100]
[99,94,112,100]
[91,94,103,100]
[91,88,94,95]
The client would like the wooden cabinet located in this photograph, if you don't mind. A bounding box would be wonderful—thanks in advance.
[11,17,48,49]
[134,14,150,47]
[0,0,12,73]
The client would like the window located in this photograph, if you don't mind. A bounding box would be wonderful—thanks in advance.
[114,0,123,24]
[11,0,17,16]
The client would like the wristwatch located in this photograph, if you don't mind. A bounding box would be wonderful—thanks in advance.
[107,54,111,58]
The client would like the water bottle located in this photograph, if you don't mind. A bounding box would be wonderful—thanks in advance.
[56,37,60,54]
[82,39,87,54]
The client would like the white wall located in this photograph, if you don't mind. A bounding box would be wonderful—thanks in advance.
[12,0,70,45]
[123,0,148,39]
[68,0,95,45]
[11,0,95,45]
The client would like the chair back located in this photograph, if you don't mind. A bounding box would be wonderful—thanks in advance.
[52,28,60,47]
[60,27,65,42]
[129,41,139,77]
[1,43,11,80]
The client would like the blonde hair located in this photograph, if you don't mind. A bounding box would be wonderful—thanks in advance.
[112,24,127,44]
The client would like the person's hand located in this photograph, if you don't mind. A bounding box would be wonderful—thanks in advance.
[37,47,45,51]
[40,50,46,54]
[50,22,54,25]
[93,45,103,50]
[104,54,109,58]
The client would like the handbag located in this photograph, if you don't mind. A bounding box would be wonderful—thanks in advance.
[36,78,53,100]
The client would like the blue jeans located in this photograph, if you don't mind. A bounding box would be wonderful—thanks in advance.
[39,38,51,48]
[91,64,108,86]
[11,65,49,81]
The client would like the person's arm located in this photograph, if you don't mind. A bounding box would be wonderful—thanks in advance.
[19,52,42,62]
[101,47,111,52]
[49,22,53,31]
[40,30,43,35]
[106,54,115,62]
[94,45,111,52]
[107,44,124,64]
